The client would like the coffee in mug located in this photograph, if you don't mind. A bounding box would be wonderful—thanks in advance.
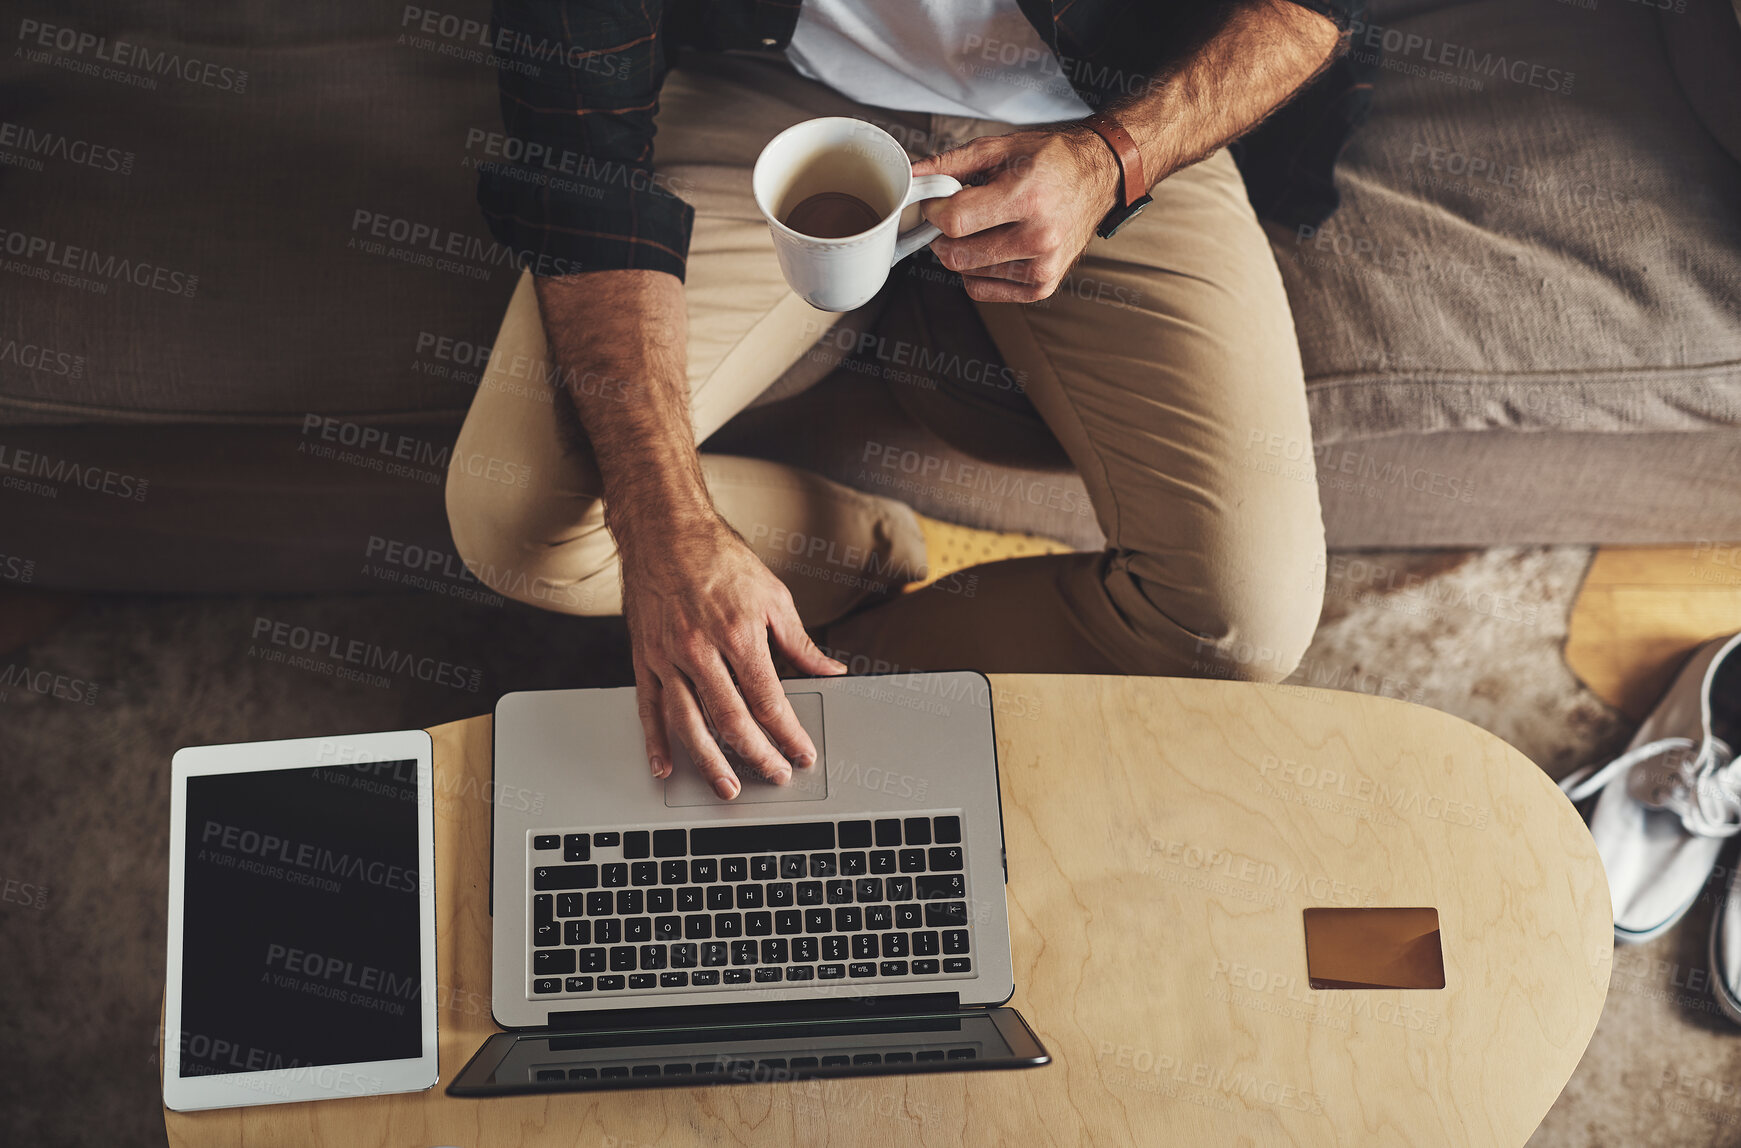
[783,191,882,239]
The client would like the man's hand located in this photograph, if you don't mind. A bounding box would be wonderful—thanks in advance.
[913,130,1121,305]
[618,510,846,800]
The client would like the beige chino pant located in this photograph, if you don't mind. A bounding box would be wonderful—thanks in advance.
[447,54,1325,683]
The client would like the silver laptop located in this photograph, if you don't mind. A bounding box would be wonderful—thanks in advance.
[479,671,1028,1082]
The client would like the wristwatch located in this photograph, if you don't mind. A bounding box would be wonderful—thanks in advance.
[1083,112,1153,239]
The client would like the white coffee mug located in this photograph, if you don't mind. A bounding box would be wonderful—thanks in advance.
[753,117,963,313]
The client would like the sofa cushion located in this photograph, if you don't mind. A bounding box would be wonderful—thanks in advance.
[0,2,510,425]
[1273,0,1741,444]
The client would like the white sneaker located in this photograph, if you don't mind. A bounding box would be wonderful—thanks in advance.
[1559,631,1741,943]
[1709,849,1741,1023]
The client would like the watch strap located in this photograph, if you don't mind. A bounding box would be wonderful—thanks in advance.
[1084,112,1146,208]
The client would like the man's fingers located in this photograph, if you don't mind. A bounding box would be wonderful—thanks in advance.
[911,135,1007,183]
[727,640,816,770]
[634,662,672,779]
[683,650,792,785]
[769,603,847,678]
[922,184,1021,240]
[662,675,742,800]
[962,274,1049,305]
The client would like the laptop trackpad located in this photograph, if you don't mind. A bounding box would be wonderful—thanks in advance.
[663,692,827,807]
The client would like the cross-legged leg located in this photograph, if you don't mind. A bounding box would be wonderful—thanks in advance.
[828,147,1325,683]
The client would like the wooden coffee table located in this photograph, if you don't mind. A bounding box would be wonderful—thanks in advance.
[164,674,1611,1146]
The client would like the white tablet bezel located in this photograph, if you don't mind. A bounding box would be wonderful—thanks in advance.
[163,729,438,1112]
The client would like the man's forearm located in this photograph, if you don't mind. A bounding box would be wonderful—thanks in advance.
[1113,0,1342,188]
[533,270,709,548]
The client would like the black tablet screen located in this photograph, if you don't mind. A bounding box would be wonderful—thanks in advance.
[179,761,423,1079]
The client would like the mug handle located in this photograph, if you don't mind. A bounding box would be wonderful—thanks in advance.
[891,174,964,265]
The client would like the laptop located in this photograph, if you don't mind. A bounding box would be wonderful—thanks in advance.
[448,670,1048,1094]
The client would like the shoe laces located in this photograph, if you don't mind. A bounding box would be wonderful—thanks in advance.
[1560,736,1739,836]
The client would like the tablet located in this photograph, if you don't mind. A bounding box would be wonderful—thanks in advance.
[163,730,438,1111]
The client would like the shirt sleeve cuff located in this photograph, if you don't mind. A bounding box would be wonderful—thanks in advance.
[477,164,695,282]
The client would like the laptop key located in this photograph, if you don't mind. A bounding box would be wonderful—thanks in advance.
[792,937,818,962]
[848,962,877,978]
[754,967,783,983]
[595,919,621,944]
[684,914,712,940]
[626,917,652,942]
[942,930,970,955]
[724,969,751,984]
[731,940,759,965]
[923,902,968,928]
[535,866,598,891]
[623,831,650,859]
[714,912,742,937]
[533,834,560,850]
[880,961,909,976]
[653,828,686,857]
[775,910,803,935]
[601,863,628,887]
[648,889,673,913]
[692,969,720,985]
[767,882,794,907]
[780,854,806,879]
[691,858,718,882]
[835,907,862,931]
[913,931,940,956]
[874,818,902,846]
[671,943,697,968]
[898,849,926,873]
[597,975,625,990]
[822,936,849,961]
[722,857,748,882]
[609,946,637,971]
[809,853,837,877]
[902,818,932,846]
[886,877,913,901]
[870,850,897,874]
[805,908,832,933]
[786,965,814,981]
[533,923,560,947]
[691,822,835,854]
[654,916,681,941]
[916,1049,945,1062]
[554,893,582,918]
[840,852,867,876]
[866,905,893,930]
[944,957,972,973]
[661,971,689,987]
[882,933,909,957]
[535,894,556,926]
[631,862,658,886]
[564,920,591,946]
[917,874,965,900]
[826,879,854,904]
[677,886,704,912]
[707,886,734,910]
[616,889,643,914]
[852,935,877,960]
[932,816,961,844]
[736,884,763,909]
[593,832,620,847]
[701,942,729,966]
[819,963,846,979]
[566,975,595,992]
[912,959,940,976]
[534,949,575,974]
[760,938,788,963]
[894,904,921,930]
[586,891,613,916]
[839,820,873,848]
[856,878,883,902]
[630,974,656,989]
[797,880,824,905]
[639,944,667,969]
[745,911,773,936]
[533,977,561,994]
[578,947,607,971]
[928,846,964,871]
[751,855,778,880]
[563,834,591,862]
[660,860,688,885]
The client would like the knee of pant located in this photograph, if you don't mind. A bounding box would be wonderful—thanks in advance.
[444,468,616,617]
[1166,561,1323,686]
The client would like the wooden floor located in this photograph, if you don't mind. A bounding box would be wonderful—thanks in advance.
[1565,544,1741,720]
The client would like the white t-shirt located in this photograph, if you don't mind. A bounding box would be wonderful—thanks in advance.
[786,0,1092,125]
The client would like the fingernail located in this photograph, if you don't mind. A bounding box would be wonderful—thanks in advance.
[772,769,791,785]
[649,756,667,778]
[795,753,815,770]
[717,780,739,800]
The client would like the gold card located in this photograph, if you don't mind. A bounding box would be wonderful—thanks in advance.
[1303,907,1445,990]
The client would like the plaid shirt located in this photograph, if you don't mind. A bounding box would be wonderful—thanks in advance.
[480,0,1360,281]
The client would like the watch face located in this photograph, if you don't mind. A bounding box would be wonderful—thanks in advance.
[1097,194,1153,239]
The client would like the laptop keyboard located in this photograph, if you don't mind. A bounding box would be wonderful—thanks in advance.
[525,814,975,999]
